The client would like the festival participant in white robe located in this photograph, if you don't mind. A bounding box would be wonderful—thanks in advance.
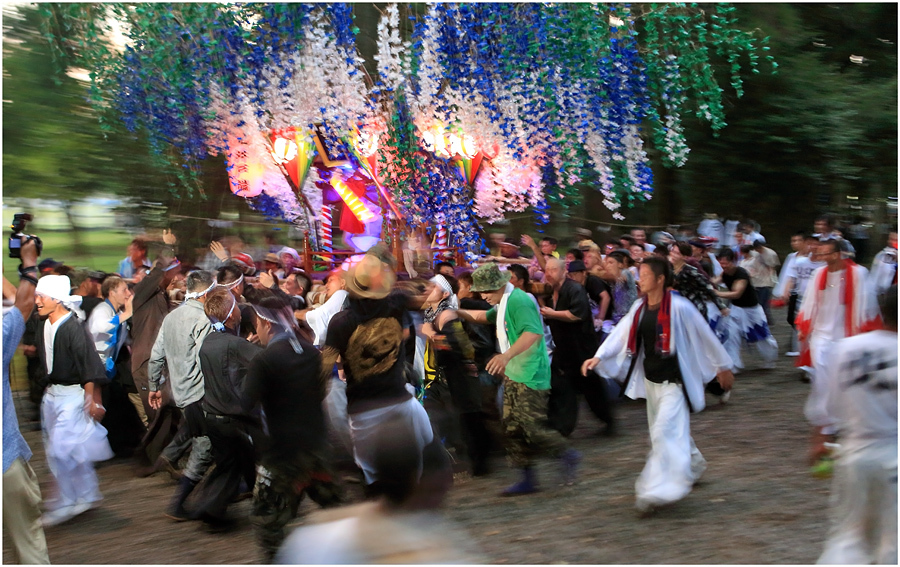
[582,257,734,514]
[301,270,349,347]
[33,275,114,527]
[715,248,778,370]
[776,233,823,357]
[869,231,897,298]
[795,238,881,434]
[808,287,897,565]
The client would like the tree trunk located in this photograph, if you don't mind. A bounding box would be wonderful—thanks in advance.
[62,200,87,263]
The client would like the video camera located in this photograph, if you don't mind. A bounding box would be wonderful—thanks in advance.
[8,213,43,259]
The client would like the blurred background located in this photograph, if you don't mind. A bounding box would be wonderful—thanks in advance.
[3,3,897,277]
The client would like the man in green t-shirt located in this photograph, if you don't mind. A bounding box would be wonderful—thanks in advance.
[458,263,580,495]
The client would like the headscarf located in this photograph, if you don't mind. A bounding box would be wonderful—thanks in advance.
[34,275,82,311]
[424,274,458,324]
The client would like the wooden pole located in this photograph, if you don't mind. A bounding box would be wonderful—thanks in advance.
[303,230,313,273]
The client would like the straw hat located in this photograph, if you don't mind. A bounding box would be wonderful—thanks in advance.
[344,254,395,299]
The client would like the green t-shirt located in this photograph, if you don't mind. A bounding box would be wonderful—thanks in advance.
[486,288,551,390]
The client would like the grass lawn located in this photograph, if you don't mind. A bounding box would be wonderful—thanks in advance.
[1,228,134,283]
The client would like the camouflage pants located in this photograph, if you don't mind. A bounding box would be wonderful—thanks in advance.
[251,453,343,562]
[502,379,569,469]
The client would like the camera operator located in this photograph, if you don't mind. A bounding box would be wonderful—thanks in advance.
[2,237,50,563]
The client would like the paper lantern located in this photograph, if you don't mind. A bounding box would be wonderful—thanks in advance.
[271,137,298,164]
[228,138,265,198]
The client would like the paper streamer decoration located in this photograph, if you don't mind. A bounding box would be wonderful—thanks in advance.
[454,151,484,186]
[320,204,333,253]
[293,132,316,192]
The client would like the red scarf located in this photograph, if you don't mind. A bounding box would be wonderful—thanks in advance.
[627,290,673,356]
[796,259,882,367]
[814,258,856,339]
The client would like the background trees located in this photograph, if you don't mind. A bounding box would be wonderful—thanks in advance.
[3,3,896,261]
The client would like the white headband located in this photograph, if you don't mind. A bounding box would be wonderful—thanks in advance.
[184,280,216,300]
[430,274,459,310]
[218,273,244,290]
[252,305,279,324]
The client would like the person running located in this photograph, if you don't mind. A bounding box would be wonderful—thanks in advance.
[34,275,114,526]
[148,270,216,521]
[320,253,440,489]
[540,258,615,437]
[88,275,143,453]
[808,287,897,565]
[421,274,491,476]
[869,231,898,298]
[716,248,779,370]
[794,238,880,428]
[582,257,734,515]
[191,288,262,531]
[777,233,825,358]
[243,296,342,560]
[457,263,580,496]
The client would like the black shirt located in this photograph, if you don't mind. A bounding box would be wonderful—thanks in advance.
[80,296,103,321]
[547,279,598,364]
[35,314,108,387]
[639,307,682,384]
[325,293,412,414]
[459,296,496,368]
[584,274,611,320]
[242,333,326,466]
[199,331,262,419]
[722,267,759,308]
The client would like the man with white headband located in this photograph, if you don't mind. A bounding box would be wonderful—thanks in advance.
[190,288,262,531]
[33,274,114,526]
[149,270,215,521]
[421,274,491,476]
[216,263,257,339]
[243,296,342,560]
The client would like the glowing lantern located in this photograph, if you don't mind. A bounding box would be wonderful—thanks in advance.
[422,125,450,157]
[228,137,265,198]
[356,130,379,157]
[460,135,478,159]
[447,133,463,158]
[270,137,298,164]
[330,178,375,222]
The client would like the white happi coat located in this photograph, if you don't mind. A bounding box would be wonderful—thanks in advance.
[591,293,734,413]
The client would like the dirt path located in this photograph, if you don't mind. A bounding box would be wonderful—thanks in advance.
[3,322,832,564]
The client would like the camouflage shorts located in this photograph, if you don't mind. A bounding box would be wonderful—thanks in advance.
[502,379,568,469]
[251,454,343,561]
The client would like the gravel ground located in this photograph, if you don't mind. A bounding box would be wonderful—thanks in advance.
[3,321,833,564]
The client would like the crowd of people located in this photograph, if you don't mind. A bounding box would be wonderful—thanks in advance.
[2,213,896,564]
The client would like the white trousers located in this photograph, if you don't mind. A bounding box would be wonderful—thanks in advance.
[323,376,354,456]
[636,380,707,510]
[41,384,113,511]
[349,396,434,484]
[725,305,779,368]
[805,336,839,435]
[818,441,897,565]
